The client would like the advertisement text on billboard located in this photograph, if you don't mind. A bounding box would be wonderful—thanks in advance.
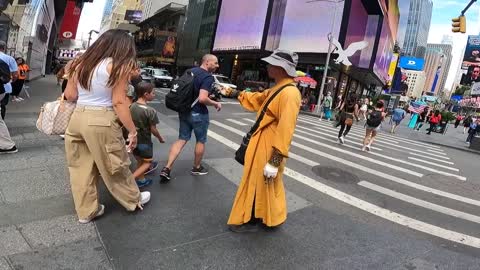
[398,57,425,71]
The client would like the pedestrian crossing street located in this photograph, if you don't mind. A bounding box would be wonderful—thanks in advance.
[206,113,480,248]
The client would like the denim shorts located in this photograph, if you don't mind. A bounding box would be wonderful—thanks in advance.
[178,112,209,144]
[133,143,153,160]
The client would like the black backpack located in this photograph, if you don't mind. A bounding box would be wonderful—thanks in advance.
[0,59,11,94]
[165,69,197,113]
[367,110,383,127]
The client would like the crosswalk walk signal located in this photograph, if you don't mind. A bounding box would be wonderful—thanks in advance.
[452,16,466,33]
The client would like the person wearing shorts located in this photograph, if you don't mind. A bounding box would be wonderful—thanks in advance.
[390,105,406,134]
[159,54,222,182]
[130,82,165,188]
[362,101,387,152]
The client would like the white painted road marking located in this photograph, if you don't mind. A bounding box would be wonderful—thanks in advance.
[359,181,480,224]
[226,119,248,126]
[207,129,480,248]
[408,157,459,172]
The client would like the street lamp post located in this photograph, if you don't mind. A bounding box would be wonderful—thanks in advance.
[87,30,99,48]
[307,0,345,114]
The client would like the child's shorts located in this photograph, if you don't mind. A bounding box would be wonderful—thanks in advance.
[133,143,153,161]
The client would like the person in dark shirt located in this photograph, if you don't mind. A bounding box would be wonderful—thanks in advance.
[159,54,221,182]
[130,82,165,188]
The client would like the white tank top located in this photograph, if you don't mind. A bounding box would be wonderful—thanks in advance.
[77,58,113,107]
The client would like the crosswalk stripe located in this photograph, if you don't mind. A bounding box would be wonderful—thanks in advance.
[299,115,443,150]
[211,120,424,178]
[359,181,480,224]
[426,148,447,155]
[226,119,248,126]
[207,129,480,248]
[304,122,447,159]
[242,118,383,151]
[294,129,465,181]
[408,157,459,171]
[408,152,454,165]
[209,121,480,206]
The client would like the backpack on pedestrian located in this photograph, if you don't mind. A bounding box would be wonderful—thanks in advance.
[165,69,198,113]
[367,110,383,128]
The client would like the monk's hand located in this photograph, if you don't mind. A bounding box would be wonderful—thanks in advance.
[263,163,278,184]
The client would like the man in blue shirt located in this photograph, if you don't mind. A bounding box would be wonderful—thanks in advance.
[0,41,19,154]
[160,54,221,182]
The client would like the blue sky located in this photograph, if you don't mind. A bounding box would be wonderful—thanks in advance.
[427,0,480,90]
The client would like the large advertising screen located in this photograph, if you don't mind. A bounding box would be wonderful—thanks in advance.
[462,35,480,70]
[266,0,345,53]
[212,0,269,51]
[398,57,425,71]
[344,0,378,68]
[373,18,394,85]
[125,10,143,23]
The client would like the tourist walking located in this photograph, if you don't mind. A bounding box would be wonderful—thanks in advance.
[159,54,221,182]
[0,40,18,153]
[362,101,387,152]
[228,50,301,232]
[426,110,442,135]
[463,115,473,134]
[390,104,406,134]
[11,57,29,102]
[319,91,333,121]
[336,95,359,144]
[64,30,151,223]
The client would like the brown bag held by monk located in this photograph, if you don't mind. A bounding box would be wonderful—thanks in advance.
[235,84,294,165]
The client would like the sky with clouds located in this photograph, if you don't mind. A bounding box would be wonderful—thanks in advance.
[427,0,480,91]
[76,0,106,42]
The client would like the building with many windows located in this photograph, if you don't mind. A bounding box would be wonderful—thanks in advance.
[402,0,433,58]
[100,0,143,32]
[424,43,452,96]
[404,69,426,98]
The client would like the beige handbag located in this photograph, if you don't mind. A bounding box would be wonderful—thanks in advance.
[36,94,76,135]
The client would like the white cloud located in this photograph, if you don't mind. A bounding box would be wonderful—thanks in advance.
[428,5,480,91]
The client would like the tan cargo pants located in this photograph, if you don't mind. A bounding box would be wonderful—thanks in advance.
[65,107,140,220]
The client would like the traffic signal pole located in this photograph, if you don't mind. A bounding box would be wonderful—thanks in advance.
[461,0,477,15]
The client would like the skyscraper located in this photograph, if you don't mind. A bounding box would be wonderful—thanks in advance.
[402,0,433,58]
[424,44,453,96]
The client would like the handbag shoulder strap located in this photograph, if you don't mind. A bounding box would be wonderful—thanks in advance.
[248,83,294,134]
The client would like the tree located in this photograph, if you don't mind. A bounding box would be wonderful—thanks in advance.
[455,85,471,96]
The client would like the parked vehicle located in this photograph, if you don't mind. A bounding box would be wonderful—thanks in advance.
[141,68,173,88]
[213,74,238,97]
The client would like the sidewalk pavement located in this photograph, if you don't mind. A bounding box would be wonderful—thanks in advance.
[0,76,113,269]
[300,110,480,154]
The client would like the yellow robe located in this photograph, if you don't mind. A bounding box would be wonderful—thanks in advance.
[227,78,301,227]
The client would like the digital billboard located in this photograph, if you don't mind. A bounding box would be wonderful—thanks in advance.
[213,0,269,51]
[125,10,143,23]
[462,35,480,70]
[398,57,425,71]
[59,1,83,40]
[373,18,394,85]
[343,0,378,68]
[266,0,345,53]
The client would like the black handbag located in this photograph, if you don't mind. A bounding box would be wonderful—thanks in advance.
[235,84,293,165]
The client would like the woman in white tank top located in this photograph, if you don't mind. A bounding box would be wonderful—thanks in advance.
[64,30,151,224]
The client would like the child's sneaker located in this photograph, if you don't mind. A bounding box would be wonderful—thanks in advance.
[145,161,159,175]
[136,178,153,188]
[159,167,171,183]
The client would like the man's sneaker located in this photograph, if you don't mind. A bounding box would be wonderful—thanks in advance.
[136,179,153,188]
[191,165,208,176]
[140,191,151,205]
[145,161,159,175]
[79,204,105,224]
[338,136,345,144]
[159,167,171,182]
[0,146,18,154]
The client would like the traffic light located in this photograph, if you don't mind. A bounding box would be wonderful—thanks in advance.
[452,16,466,33]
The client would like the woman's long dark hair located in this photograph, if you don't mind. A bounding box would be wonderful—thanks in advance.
[69,30,137,90]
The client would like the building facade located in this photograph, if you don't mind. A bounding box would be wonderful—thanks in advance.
[101,0,143,32]
[402,0,433,58]
[424,43,452,96]
[142,0,188,21]
[404,69,426,98]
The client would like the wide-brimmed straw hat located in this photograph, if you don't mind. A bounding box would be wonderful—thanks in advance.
[262,50,298,78]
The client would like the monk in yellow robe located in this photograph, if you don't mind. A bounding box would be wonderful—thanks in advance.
[228,50,301,232]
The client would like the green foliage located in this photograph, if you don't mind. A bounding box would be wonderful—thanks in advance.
[441,111,455,123]
[455,85,471,96]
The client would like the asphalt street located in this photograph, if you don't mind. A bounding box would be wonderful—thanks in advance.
[2,80,480,270]
[93,88,480,269]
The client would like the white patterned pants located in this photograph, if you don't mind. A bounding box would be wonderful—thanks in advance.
[0,93,15,150]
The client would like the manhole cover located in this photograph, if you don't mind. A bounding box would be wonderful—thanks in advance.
[312,166,360,184]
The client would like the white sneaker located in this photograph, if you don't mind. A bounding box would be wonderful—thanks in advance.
[140,191,151,205]
[17,97,24,101]
[362,146,367,152]
[366,145,371,152]
[339,136,345,144]
[79,204,105,224]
